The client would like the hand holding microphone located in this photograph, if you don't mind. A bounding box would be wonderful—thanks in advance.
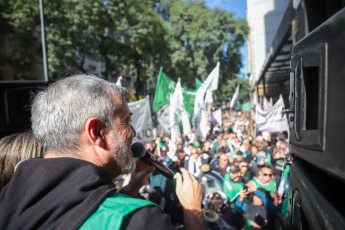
[131,142,174,179]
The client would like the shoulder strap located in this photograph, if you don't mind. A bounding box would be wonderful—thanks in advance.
[56,184,116,230]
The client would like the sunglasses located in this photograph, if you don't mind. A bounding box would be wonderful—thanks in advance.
[263,173,272,177]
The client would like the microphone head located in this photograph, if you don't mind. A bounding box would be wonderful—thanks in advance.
[131,142,146,158]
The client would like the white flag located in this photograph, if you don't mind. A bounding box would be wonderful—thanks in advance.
[255,96,289,132]
[156,104,170,136]
[230,84,240,108]
[193,62,220,138]
[194,100,210,138]
[173,79,192,136]
[193,62,220,121]
[128,96,153,142]
[210,109,222,125]
[169,94,181,146]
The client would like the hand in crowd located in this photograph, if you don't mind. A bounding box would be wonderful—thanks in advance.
[246,182,257,192]
[239,187,249,201]
[250,220,265,229]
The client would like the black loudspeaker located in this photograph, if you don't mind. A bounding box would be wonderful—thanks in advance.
[288,7,345,229]
[0,81,48,138]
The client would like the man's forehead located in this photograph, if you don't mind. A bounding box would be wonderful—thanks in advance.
[261,168,272,173]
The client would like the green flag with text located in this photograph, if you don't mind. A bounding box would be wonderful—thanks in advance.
[153,67,196,119]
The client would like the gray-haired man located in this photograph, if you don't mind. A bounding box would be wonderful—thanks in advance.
[0,74,204,230]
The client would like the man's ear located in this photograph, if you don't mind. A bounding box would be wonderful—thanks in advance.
[85,118,107,149]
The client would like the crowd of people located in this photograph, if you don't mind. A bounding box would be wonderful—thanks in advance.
[124,111,291,229]
[0,74,291,230]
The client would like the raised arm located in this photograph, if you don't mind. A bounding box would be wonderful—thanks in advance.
[175,168,205,230]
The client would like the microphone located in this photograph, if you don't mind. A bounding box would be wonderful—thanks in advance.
[131,142,174,179]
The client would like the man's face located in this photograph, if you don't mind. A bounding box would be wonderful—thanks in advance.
[230,171,240,181]
[161,145,168,157]
[107,92,136,175]
[251,146,258,156]
[236,154,243,162]
[240,164,248,173]
[234,138,240,145]
[219,155,228,167]
[145,143,153,152]
[259,167,273,183]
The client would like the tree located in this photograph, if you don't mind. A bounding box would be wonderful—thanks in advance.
[157,0,249,101]
[2,0,249,101]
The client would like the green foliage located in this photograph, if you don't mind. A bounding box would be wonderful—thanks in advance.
[1,0,249,100]
[157,0,249,99]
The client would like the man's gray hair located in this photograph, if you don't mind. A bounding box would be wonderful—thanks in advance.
[31,74,129,154]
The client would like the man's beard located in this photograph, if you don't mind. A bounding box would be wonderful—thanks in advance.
[111,131,136,174]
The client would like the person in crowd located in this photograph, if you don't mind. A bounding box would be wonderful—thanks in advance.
[272,141,288,186]
[239,161,252,183]
[248,164,276,198]
[0,131,43,191]
[218,139,230,154]
[202,140,215,161]
[184,148,203,178]
[211,152,231,177]
[185,143,194,156]
[232,137,245,152]
[242,139,251,156]
[255,136,268,152]
[176,143,184,153]
[223,165,245,202]
[196,145,209,164]
[0,74,204,230]
[169,151,185,173]
[159,144,172,167]
[234,150,245,166]
[235,187,269,229]
[211,133,224,153]
[145,141,154,153]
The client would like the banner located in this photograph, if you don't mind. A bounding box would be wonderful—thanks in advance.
[129,96,153,142]
[262,96,273,110]
[255,96,289,132]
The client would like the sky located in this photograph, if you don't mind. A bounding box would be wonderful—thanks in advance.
[205,0,248,78]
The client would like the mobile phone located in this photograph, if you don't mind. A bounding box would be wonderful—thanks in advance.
[243,185,248,191]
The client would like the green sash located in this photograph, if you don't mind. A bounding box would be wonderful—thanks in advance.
[80,193,158,230]
[250,177,276,196]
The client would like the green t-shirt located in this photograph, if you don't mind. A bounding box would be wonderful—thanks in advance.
[223,173,244,202]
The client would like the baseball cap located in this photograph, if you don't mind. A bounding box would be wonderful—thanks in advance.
[229,165,240,173]
[256,136,263,141]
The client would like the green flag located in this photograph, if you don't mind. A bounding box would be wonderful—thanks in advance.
[195,78,202,90]
[153,67,176,112]
[241,101,251,112]
[153,67,196,119]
